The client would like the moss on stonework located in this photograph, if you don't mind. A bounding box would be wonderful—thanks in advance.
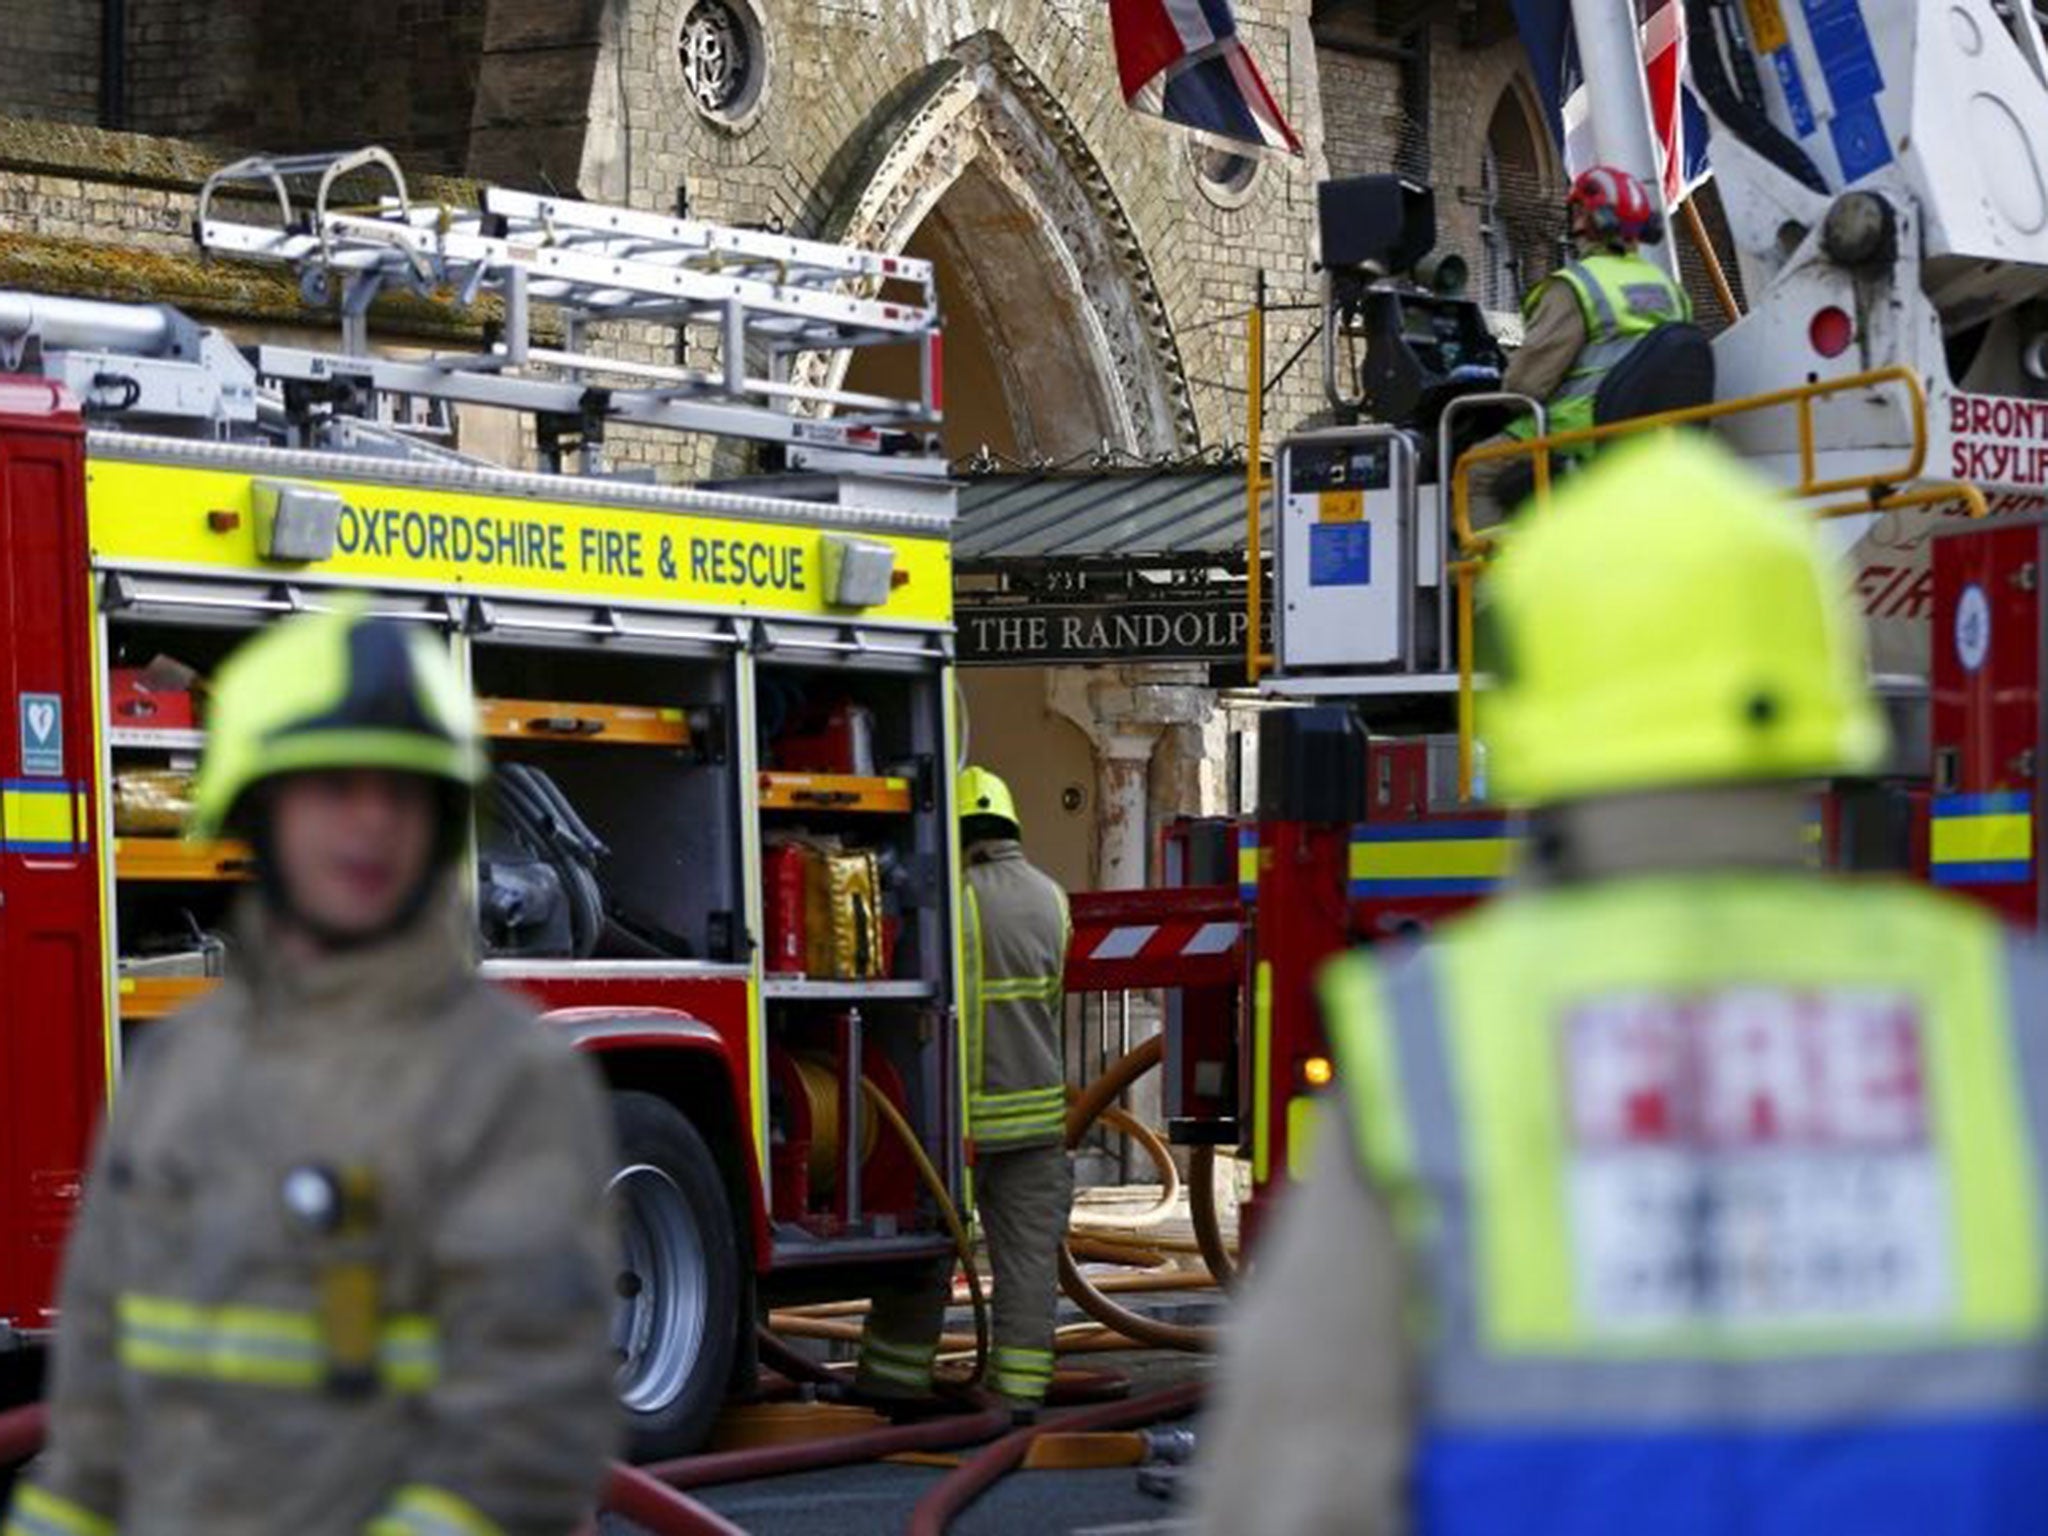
[0,116,479,205]
[0,233,503,342]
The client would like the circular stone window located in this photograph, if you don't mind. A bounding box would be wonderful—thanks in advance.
[1191,142,1263,209]
[679,0,766,127]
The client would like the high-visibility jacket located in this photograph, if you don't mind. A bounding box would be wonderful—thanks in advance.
[1507,251,1690,443]
[963,840,1070,1152]
[4,893,619,1536]
[1322,872,2048,1536]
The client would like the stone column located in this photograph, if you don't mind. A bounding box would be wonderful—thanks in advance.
[1094,730,1161,891]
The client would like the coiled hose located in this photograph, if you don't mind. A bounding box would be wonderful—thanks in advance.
[1057,1036,1221,1351]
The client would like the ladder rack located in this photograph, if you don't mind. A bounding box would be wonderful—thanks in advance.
[194,147,944,466]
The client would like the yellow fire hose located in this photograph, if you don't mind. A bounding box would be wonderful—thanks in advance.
[1057,1037,1222,1352]
[858,1076,991,1385]
[1188,1144,1238,1288]
[811,1044,1235,1384]
[1066,1102,1182,1232]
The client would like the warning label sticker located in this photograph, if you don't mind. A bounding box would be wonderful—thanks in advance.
[1561,988,1951,1333]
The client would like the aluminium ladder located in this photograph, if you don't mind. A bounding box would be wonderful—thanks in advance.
[194,147,944,468]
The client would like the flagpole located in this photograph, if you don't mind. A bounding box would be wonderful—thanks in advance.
[1678,194,1740,324]
[1567,0,1682,286]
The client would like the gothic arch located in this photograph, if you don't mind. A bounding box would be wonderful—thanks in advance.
[820,32,1199,457]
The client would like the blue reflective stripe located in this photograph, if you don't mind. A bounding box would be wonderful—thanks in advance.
[1415,1416,2048,1536]
[1933,861,2035,887]
[1938,792,2034,816]
[1353,878,1500,898]
[1354,820,1513,843]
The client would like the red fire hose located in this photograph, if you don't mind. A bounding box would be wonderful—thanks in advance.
[588,1463,750,1536]
[0,1401,741,1536]
[906,1379,1204,1536]
[648,1393,1012,1490]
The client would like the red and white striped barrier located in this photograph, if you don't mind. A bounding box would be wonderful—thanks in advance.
[1064,889,1245,992]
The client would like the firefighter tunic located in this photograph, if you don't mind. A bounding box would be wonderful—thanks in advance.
[1198,868,2048,1535]
[858,837,1073,1406]
[5,893,619,1536]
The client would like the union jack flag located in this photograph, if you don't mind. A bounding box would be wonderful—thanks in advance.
[1109,0,1303,156]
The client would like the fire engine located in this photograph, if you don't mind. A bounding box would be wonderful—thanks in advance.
[0,148,965,1457]
[1056,0,2048,1252]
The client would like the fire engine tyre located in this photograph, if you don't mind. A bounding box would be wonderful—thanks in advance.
[608,1091,743,1461]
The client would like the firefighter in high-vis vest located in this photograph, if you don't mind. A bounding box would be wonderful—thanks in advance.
[1467,164,1690,527]
[856,767,1072,1414]
[5,608,618,1536]
[1197,434,2048,1535]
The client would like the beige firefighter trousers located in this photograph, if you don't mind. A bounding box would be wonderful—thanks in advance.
[859,1143,1074,1404]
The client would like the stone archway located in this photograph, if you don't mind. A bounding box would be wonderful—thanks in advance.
[825,32,1199,460]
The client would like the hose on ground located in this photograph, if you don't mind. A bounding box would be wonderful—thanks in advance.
[582,1464,751,1536]
[755,1324,839,1387]
[861,1073,990,1387]
[906,1379,1204,1536]
[768,1314,1151,1357]
[649,1393,1012,1490]
[1065,1101,1181,1231]
[1,1404,744,1536]
[1059,1037,1218,1352]
[1188,1143,1238,1288]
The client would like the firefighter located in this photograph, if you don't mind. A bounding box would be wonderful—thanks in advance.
[1467,164,1690,527]
[4,608,618,1536]
[856,767,1072,1416]
[1196,433,2048,1535]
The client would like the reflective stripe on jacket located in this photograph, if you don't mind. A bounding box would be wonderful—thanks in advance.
[964,841,1071,1151]
[1322,873,2048,1535]
[1507,251,1690,443]
[4,892,619,1536]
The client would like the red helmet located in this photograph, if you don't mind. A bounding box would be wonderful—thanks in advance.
[1567,165,1663,248]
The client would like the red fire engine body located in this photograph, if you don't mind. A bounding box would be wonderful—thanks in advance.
[0,150,965,1458]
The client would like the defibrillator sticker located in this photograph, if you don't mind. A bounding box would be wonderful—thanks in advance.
[19,693,62,778]
[1562,988,1951,1333]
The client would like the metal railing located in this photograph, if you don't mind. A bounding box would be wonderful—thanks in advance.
[1446,365,1990,799]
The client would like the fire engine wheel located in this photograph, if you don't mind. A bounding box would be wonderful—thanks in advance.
[607,1091,742,1461]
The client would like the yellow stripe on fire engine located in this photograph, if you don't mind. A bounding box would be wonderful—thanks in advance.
[85,459,952,625]
[4,782,78,853]
[1347,837,1513,884]
[1931,813,2033,868]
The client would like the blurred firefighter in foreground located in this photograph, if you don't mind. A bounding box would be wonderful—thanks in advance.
[857,768,1072,1415]
[5,608,618,1536]
[1467,165,1691,528]
[1197,434,2048,1535]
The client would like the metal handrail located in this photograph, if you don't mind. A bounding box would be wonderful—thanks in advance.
[1446,365,1980,800]
[1448,364,1934,556]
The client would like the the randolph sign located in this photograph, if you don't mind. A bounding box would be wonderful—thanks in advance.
[957,598,1251,665]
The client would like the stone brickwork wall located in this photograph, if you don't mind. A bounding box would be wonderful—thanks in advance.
[124,0,261,142]
[566,0,1333,469]
[0,2,104,127]
[99,0,490,170]
[0,0,1583,462]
